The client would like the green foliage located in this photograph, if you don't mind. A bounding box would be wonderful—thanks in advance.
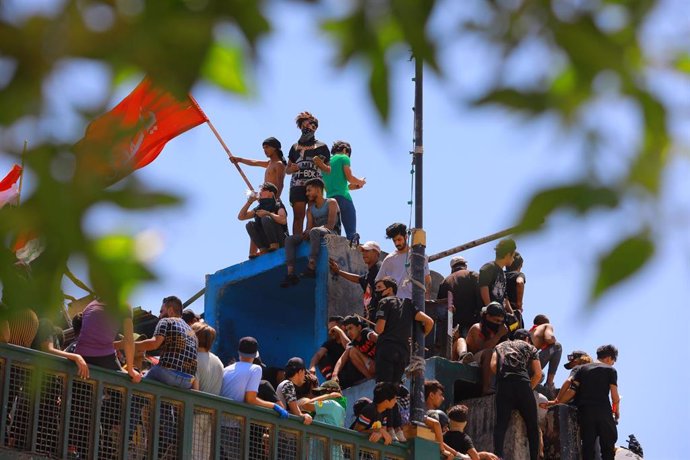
[0,0,685,317]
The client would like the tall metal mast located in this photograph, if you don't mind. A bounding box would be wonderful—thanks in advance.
[409,55,427,424]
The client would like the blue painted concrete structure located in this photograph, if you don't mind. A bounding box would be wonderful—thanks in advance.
[205,235,367,367]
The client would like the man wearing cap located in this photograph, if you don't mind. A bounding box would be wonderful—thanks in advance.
[238,182,289,257]
[490,329,542,460]
[230,136,287,198]
[329,241,382,322]
[466,302,509,395]
[220,336,289,417]
[276,357,313,425]
[287,112,330,235]
[437,256,483,342]
[181,308,200,326]
[376,223,431,300]
[478,238,517,310]
[546,345,620,460]
[299,379,347,428]
[554,350,593,403]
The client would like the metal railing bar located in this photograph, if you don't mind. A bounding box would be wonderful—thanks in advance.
[151,396,161,460]
[60,374,75,459]
[92,378,104,458]
[0,358,9,447]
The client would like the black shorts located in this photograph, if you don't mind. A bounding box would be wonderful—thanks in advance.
[375,344,409,384]
[289,186,307,204]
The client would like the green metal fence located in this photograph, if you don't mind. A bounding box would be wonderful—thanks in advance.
[0,343,413,459]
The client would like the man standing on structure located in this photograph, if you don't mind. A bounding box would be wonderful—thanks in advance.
[376,223,431,300]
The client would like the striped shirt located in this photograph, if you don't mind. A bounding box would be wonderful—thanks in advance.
[7,308,39,347]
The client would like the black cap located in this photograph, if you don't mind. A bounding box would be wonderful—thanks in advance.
[181,309,199,324]
[564,350,588,369]
[483,301,505,317]
[513,329,530,341]
[238,336,258,358]
[262,137,282,150]
[285,357,306,374]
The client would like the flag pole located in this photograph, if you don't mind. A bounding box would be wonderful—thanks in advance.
[205,119,255,191]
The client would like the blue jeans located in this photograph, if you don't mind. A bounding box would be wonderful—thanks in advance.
[334,195,357,241]
[144,365,194,389]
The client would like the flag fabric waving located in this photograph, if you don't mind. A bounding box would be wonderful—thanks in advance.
[75,78,208,183]
[0,164,22,208]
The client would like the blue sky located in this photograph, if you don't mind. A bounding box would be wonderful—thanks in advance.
[2,0,689,458]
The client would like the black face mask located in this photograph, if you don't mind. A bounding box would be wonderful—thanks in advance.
[258,198,276,210]
[373,290,386,303]
[481,318,500,333]
[298,128,315,145]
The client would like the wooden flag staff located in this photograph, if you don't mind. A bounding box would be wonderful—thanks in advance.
[204,119,255,192]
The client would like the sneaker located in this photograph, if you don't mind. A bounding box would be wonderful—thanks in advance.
[458,351,474,364]
[280,274,299,288]
[395,429,407,443]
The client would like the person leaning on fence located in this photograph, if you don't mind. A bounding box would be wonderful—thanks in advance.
[135,296,198,390]
[350,382,397,445]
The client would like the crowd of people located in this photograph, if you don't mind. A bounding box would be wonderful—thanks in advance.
[0,111,623,459]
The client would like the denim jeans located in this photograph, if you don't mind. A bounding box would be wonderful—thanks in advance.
[144,365,194,389]
[333,195,357,241]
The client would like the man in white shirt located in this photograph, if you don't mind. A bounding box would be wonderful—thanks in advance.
[375,223,431,300]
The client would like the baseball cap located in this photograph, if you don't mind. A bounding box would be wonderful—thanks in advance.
[513,329,530,341]
[564,350,588,369]
[360,241,381,253]
[182,309,200,324]
[238,336,259,359]
[482,302,505,317]
[450,256,467,268]
[313,379,341,393]
[285,357,306,374]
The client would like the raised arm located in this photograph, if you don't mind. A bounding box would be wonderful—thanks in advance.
[238,196,257,220]
[325,199,339,230]
[414,310,434,336]
[329,258,363,284]
[230,157,270,168]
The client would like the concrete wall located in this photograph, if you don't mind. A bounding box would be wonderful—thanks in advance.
[205,235,370,367]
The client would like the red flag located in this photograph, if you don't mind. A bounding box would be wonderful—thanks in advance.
[0,164,22,192]
[75,78,208,183]
[0,164,22,208]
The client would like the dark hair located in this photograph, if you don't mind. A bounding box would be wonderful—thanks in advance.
[342,315,361,328]
[495,238,517,259]
[424,380,444,401]
[596,344,618,361]
[447,405,469,423]
[295,111,318,129]
[192,323,216,350]
[331,140,352,156]
[385,223,407,239]
[71,312,83,336]
[162,296,183,315]
[533,314,549,325]
[328,315,344,324]
[260,182,278,195]
[305,178,325,190]
[507,251,523,271]
[373,382,398,404]
[376,276,398,295]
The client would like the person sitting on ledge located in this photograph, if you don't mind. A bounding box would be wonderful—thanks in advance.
[281,178,340,287]
[238,182,288,258]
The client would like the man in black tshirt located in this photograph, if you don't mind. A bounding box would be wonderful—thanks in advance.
[308,316,349,380]
[478,238,517,310]
[547,344,620,460]
[351,382,397,445]
[332,315,377,387]
[286,111,330,235]
[374,277,434,383]
[444,404,499,460]
[505,252,526,328]
[437,255,483,339]
[490,329,541,460]
[329,241,382,322]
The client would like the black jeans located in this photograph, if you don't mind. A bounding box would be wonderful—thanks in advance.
[493,379,539,460]
[246,217,286,249]
[375,343,408,384]
[579,406,617,460]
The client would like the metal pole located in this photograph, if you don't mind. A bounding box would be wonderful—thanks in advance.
[409,56,427,425]
[428,225,520,262]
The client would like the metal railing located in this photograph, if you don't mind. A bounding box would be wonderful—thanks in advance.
[0,343,412,459]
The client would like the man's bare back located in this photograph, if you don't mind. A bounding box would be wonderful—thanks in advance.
[529,323,554,350]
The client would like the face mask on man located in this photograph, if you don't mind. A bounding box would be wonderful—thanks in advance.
[258,198,276,210]
[298,127,315,145]
[373,289,387,303]
[481,318,501,333]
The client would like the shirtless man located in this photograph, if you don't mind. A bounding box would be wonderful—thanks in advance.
[529,314,562,393]
[231,137,287,257]
[466,302,509,395]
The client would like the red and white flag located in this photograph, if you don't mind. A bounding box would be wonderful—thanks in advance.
[0,164,22,209]
[75,77,208,183]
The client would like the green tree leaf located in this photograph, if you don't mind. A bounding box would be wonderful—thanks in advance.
[591,234,654,301]
[202,41,249,94]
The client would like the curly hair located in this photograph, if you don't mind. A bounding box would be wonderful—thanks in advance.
[295,111,319,129]
[331,140,352,156]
